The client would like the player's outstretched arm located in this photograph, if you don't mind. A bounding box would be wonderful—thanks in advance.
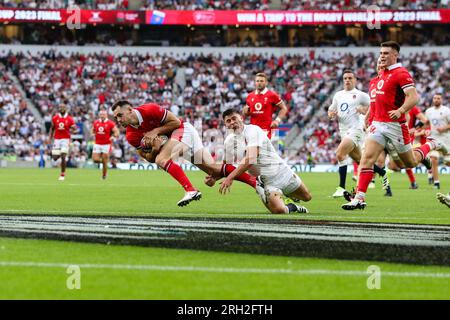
[219,146,258,194]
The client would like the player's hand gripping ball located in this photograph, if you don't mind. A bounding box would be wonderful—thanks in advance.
[140,135,168,153]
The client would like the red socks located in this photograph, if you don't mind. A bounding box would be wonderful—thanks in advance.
[414,143,431,161]
[164,160,196,192]
[357,168,374,194]
[406,168,416,183]
[222,164,256,188]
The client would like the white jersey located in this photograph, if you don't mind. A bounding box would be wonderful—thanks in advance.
[425,106,450,142]
[328,88,370,133]
[224,124,290,177]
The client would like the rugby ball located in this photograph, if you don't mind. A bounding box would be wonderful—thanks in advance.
[140,135,168,153]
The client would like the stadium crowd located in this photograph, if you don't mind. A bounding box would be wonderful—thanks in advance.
[0,0,447,10]
[0,49,448,166]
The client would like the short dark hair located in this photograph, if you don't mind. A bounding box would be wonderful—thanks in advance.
[111,100,132,111]
[222,108,240,119]
[381,41,400,53]
[343,69,354,76]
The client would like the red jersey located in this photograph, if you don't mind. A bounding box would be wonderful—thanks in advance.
[93,119,116,145]
[408,106,421,141]
[125,103,177,149]
[367,76,380,126]
[246,88,282,138]
[52,114,75,139]
[373,63,415,123]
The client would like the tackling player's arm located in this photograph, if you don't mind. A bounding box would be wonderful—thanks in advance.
[219,145,258,194]
[143,111,180,145]
[389,88,420,120]
[271,100,288,128]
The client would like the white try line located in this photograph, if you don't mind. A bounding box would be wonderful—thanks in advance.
[0,261,449,279]
[1,209,450,222]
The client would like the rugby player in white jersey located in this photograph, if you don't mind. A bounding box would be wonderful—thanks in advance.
[328,69,390,197]
[219,108,312,214]
[425,94,450,190]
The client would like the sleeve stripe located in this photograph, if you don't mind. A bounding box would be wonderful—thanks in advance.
[160,109,168,124]
[401,84,415,89]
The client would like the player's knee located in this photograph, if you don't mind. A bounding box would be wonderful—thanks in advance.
[270,206,287,214]
[303,192,312,202]
[336,152,346,162]
[155,154,170,168]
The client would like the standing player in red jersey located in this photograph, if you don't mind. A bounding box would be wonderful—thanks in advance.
[243,73,288,139]
[91,109,119,180]
[111,100,257,207]
[49,103,78,181]
[343,41,446,210]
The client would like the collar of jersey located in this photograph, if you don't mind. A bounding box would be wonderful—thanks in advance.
[58,113,67,118]
[387,63,402,71]
[256,88,268,95]
[131,109,143,128]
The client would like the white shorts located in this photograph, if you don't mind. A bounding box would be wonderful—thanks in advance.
[385,140,400,161]
[341,128,364,147]
[93,144,111,154]
[52,139,70,156]
[261,168,302,197]
[171,122,204,157]
[367,121,412,154]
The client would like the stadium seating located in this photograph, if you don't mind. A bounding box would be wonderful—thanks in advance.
[0,49,448,164]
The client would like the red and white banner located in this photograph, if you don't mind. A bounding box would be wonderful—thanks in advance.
[0,8,143,24]
[146,9,450,25]
[0,8,449,25]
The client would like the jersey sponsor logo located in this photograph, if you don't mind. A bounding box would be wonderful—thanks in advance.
[377,80,384,90]
[370,88,377,98]
[254,102,263,111]
[353,95,356,99]
[58,122,65,129]
[340,103,349,112]
[98,126,105,133]
[432,119,439,126]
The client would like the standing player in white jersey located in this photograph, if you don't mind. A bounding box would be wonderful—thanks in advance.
[328,69,390,197]
[425,94,450,189]
[219,108,312,214]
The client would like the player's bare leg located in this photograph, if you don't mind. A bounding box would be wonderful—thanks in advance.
[101,153,109,179]
[333,137,357,197]
[59,153,67,181]
[193,148,256,188]
[155,139,202,207]
[263,191,309,214]
[430,155,440,189]
[92,152,104,178]
[342,139,385,210]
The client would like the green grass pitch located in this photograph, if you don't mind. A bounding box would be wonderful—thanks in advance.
[0,168,449,299]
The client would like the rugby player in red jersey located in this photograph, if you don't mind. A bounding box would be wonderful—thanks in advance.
[49,103,78,181]
[91,109,119,180]
[343,41,446,210]
[243,73,288,139]
[111,100,257,207]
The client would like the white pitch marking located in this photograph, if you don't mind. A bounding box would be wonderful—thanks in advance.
[0,261,449,279]
[1,209,450,222]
